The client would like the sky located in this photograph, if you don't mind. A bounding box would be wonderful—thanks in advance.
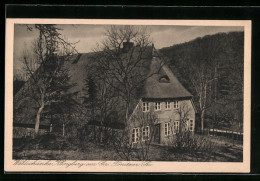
[13,24,244,75]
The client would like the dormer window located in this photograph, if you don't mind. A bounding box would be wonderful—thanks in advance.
[159,75,170,83]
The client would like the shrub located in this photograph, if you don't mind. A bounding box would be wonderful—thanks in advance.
[38,134,71,151]
[167,132,216,157]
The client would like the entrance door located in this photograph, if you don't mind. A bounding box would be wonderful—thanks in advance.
[154,124,161,144]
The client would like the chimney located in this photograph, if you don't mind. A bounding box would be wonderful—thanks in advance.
[122,41,134,53]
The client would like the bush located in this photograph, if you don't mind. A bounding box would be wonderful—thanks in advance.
[37,134,71,151]
[167,132,216,155]
[15,134,73,151]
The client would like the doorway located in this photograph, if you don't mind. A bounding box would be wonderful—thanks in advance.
[154,124,161,144]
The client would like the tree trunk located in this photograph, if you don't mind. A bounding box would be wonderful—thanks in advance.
[125,104,129,122]
[50,124,53,133]
[62,123,65,137]
[35,103,45,135]
[201,109,205,134]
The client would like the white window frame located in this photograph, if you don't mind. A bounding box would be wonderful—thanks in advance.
[173,100,179,109]
[189,120,194,131]
[142,102,149,112]
[142,126,150,141]
[165,101,171,110]
[155,102,161,111]
[164,122,170,136]
[132,128,140,143]
[173,121,180,134]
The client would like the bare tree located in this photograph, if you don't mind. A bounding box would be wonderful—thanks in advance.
[16,25,78,135]
[93,25,162,123]
[112,101,158,161]
[173,101,193,133]
[166,101,193,148]
[172,38,228,133]
[81,63,121,143]
[166,101,216,161]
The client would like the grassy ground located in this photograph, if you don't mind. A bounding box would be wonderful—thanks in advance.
[13,135,242,162]
[149,135,243,162]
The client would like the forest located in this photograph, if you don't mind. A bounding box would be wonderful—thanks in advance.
[160,31,244,132]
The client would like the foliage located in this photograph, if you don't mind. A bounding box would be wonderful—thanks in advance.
[111,103,158,161]
[160,32,244,131]
[15,25,78,135]
[92,25,160,123]
[167,132,216,154]
[13,76,25,96]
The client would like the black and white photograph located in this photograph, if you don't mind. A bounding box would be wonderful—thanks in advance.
[5,19,251,173]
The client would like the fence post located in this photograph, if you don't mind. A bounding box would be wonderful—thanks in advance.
[226,130,227,138]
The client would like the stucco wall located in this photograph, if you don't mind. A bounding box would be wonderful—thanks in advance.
[128,98,196,144]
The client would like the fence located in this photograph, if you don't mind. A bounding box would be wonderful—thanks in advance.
[197,128,243,141]
[208,128,243,141]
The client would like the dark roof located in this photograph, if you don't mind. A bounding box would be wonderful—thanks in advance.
[63,46,191,100]
[140,56,192,99]
[14,45,192,125]
[63,52,97,95]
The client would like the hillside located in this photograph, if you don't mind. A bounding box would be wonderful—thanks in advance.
[159,32,244,131]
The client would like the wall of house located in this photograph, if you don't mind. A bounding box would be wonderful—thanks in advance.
[128,98,195,144]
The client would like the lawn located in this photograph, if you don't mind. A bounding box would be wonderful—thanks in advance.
[13,135,242,162]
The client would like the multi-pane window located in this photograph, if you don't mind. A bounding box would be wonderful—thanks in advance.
[173,121,180,134]
[142,102,149,112]
[155,102,161,111]
[132,128,140,143]
[173,100,179,109]
[165,101,171,109]
[164,122,170,136]
[189,120,194,131]
[142,126,150,141]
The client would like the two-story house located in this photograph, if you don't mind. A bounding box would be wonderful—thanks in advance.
[127,50,196,145]
[14,42,196,143]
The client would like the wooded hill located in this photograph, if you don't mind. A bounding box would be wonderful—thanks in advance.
[159,32,244,131]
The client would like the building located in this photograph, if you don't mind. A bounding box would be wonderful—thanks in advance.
[14,42,196,143]
[127,48,196,145]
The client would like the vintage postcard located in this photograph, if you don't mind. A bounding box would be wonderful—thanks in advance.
[5,19,251,173]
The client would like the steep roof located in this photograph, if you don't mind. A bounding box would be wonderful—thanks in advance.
[14,45,192,125]
[140,55,192,99]
[15,46,192,104]
[63,53,97,95]
[63,46,192,100]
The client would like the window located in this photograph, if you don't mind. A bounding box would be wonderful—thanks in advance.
[165,122,170,136]
[173,100,179,109]
[173,121,180,134]
[142,126,150,141]
[155,102,161,111]
[165,101,171,109]
[132,128,140,143]
[159,75,170,83]
[189,120,194,131]
[142,102,149,112]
